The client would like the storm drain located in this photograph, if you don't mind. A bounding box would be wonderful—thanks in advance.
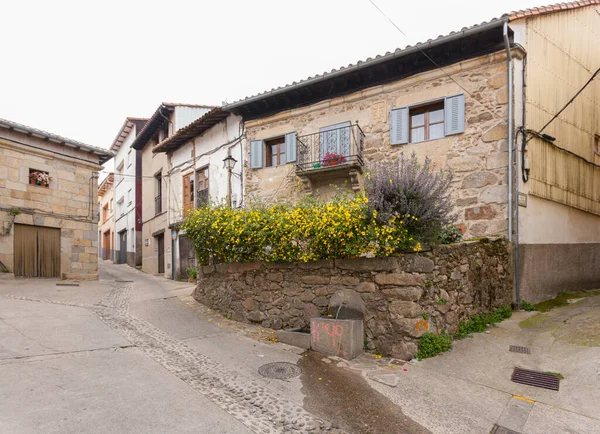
[115,280,133,283]
[509,345,531,354]
[258,362,302,380]
[56,283,79,287]
[511,368,560,391]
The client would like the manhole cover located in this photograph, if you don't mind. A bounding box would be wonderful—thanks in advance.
[258,362,301,380]
[511,368,560,391]
[509,345,531,354]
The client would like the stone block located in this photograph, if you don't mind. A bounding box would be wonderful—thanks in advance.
[486,152,508,170]
[300,275,329,285]
[242,298,254,311]
[276,328,311,349]
[335,257,397,271]
[310,318,364,360]
[480,185,508,204]
[446,156,482,172]
[481,123,508,142]
[374,273,421,287]
[10,190,31,200]
[266,272,284,282]
[404,255,434,273]
[465,205,497,220]
[382,286,423,301]
[330,276,360,286]
[328,289,365,319]
[461,172,497,189]
[298,260,333,269]
[389,301,422,318]
[355,282,376,293]
[391,318,428,338]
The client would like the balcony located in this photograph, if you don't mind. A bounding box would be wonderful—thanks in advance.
[295,124,365,194]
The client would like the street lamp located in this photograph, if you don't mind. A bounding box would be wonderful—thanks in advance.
[223,154,237,206]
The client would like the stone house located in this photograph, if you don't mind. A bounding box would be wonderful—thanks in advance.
[153,107,244,280]
[108,117,148,266]
[131,103,213,278]
[224,1,600,302]
[0,118,114,280]
[97,173,115,261]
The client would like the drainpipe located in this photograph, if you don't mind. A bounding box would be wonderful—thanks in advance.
[503,20,513,243]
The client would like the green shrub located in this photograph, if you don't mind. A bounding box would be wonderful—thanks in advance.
[417,332,453,359]
[520,300,538,311]
[454,305,512,339]
[186,266,197,280]
[182,195,420,265]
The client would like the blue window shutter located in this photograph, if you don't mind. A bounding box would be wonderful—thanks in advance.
[445,94,465,136]
[250,140,264,168]
[390,107,409,145]
[285,132,296,163]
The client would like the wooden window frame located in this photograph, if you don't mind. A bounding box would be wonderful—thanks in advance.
[182,171,195,216]
[264,136,286,167]
[409,102,445,144]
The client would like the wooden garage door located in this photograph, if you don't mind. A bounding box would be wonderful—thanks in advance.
[14,224,61,278]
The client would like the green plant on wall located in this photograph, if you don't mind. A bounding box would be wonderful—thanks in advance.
[2,208,21,236]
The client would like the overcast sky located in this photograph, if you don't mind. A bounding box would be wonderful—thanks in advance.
[1,0,542,153]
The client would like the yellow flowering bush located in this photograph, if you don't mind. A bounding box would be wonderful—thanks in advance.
[182,195,419,265]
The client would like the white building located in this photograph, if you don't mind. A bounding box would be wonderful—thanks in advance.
[131,103,214,278]
[153,107,244,279]
[108,117,147,266]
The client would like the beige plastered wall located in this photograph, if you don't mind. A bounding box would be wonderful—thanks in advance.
[244,51,511,239]
[98,186,114,261]
[140,140,170,276]
[0,133,102,280]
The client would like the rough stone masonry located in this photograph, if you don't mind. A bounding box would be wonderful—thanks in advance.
[194,239,513,360]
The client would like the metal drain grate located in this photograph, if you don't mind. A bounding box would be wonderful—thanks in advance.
[509,345,531,354]
[258,362,301,380]
[511,368,560,391]
[115,280,133,283]
[56,283,79,287]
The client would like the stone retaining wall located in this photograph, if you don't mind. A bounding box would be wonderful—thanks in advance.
[194,239,513,360]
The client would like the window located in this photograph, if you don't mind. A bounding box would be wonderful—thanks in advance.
[28,168,51,187]
[182,172,194,216]
[155,172,162,214]
[594,134,600,156]
[110,199,113,212]
[127,150,132,167]
[196,167,209,207]
[161,122,169,142]
[250,133,296,169]
[127,189,132,207]
[102,204,109,222]
[265,136,286,167]
[409,103,444,143]
[390,94,464,145]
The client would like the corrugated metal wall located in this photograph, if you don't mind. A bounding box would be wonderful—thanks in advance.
[526,5,600,215]
[174,106,212,131]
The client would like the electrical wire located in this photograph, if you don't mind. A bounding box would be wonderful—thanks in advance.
[539,66,600,133]
[367,0,505,124]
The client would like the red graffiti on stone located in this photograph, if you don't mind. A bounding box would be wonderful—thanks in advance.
[311,320,345,353]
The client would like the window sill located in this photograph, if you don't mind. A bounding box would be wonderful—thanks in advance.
[392,135,455,146]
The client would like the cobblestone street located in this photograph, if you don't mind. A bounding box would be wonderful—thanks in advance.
[0,261,426,433]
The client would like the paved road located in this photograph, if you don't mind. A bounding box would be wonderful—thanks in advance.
[0,261,426,434]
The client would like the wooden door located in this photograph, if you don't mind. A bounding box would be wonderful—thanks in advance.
[103,231,111,260]
[14,224,60,278]
[157,234,165,274]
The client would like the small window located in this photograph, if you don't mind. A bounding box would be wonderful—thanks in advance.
[29,168,51,187]
[162,122,169,142]
[594,134,600,156]
[265,136,286,167]
[102,204,109,222]
[409,103,444,144]
[196,167,209,207]
[155,172,162,215]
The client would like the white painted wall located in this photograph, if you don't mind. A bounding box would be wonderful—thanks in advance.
[168,114,244,227]
[114,124,138,255]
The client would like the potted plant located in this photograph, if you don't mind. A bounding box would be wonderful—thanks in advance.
[322,152,347,167]
[29,171,52,187]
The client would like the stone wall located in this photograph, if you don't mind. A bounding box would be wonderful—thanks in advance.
[0,135,102,280]
[243,51,510,239]
[194,239,513,360]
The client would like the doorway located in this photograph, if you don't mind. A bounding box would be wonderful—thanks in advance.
[14,224,61,278]
[157,234,165,274]
[119,230,127,264]
[103,230,111,260]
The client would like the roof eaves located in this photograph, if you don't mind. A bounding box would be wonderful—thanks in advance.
[153,107,230,154]
[224,18,506,111]
[506,0,600,20]
[0,117,115,163]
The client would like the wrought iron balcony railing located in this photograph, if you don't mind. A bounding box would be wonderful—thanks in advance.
[296,124,365,172]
